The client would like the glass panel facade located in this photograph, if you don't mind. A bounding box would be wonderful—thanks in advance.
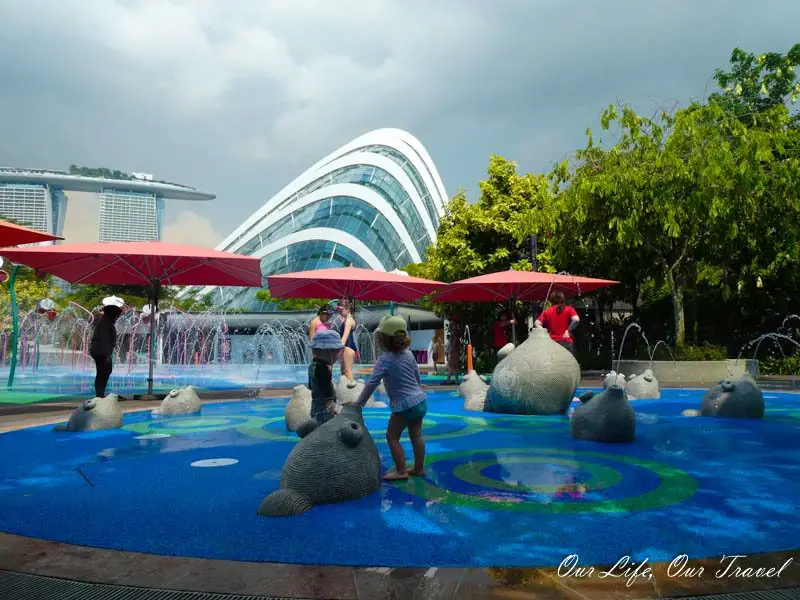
[99,189,159,242]
[343,145,440,227]
[0,183,49,232]
[215,240,371,310]
[237,196,412,271]
[228,165,431,258]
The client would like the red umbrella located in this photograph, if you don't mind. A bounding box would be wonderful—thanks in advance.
[1,241,262,397]
[432,270,619,344]
[266,266,446,302]
[0,219,63,247]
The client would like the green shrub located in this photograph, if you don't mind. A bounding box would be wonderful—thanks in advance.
[674,343,729,361]
[761,352,800,376]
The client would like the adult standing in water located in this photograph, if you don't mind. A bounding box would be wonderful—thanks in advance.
[89,296,125,398]
[332,298,358,387]
[535,290,580,355]
[308,304,334,341]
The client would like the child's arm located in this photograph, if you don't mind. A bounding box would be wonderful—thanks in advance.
[356,355,389,406]
[320,364,336,404]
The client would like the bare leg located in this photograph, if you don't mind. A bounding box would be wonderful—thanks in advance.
[383,413,408,480]
[407,418,426,476]
[341,347,355,382]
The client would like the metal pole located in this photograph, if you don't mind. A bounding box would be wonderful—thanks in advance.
[146,280,160,397]
[389,301,395,316]
[6,265,20,389]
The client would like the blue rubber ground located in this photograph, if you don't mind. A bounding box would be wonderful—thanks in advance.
[0,388,797,567]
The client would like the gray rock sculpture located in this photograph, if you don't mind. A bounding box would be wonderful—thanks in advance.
[497,343,515,362]
[152,385,201,416]
[484,327,581,415]
[285,385,312,431]
[258,403,381,517]
[570,384,636,443]
[701,375,764,419]
[460,369,489,412]
[54,394,123,432]
[602,371,626,388]
[335,376,387,409]
[624,368,661,400]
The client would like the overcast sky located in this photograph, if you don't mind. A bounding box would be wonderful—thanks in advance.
[0,1,798,247]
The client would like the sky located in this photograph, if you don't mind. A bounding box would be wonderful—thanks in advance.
[0,0,798,248]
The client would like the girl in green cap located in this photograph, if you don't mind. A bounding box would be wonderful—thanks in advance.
[356,315,427,480]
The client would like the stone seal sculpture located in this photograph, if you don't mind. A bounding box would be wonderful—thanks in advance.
[701,375,764,419]
[258,403,381,517]
[602,371,626,388]
[335,376,387,409]
[284,385,313,431]
[571,384,636,443]
[54,394,123,432]
[625,368,660,400]
[460,369,489,412]
[497,342,515,362]
[152,385,201,416]
[484,327,580,415]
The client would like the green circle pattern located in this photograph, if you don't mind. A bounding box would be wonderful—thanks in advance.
[393,447,697,513]
[124,415,271,437]
[453,456,623,494]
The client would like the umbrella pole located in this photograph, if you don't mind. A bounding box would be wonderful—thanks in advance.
[510,297,517,346]
[6,265,20,389]
[144,280,160,399]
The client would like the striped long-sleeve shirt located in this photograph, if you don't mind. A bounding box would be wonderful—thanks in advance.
[357,350,426,412]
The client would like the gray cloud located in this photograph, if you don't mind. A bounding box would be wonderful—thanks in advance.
[0,0,798,245]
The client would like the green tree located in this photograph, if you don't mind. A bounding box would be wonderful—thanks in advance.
[0,275,58,321]
[60,284,203,311]
[711,43,800,122]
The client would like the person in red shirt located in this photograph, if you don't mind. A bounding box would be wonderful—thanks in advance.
[492,311,516,350]
[535,291,580,354]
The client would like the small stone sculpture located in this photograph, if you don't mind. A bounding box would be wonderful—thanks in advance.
[497,343,515,362]
[484,327,580,415]
[258,403,381,517]
[570,384,636,443]
[701,375,764,419]
[625,369,661,400]
[602,371,626,388]
[460,369,488,412]
[54,394,123,432]
[335,376,387,409]
[152,385,201,416]
[284,385,312,431]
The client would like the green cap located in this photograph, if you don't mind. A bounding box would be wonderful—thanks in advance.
[377,315,407,336]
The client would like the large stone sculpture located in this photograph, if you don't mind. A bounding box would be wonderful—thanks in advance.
[701,375,764,419]
[624,369,661,400]
[602,371,626,388]
[54,394,123,432]
[460,369,489,412]
[484,327,580,415]
[284,385,312,431]
[258,403,381,516]
[570,384,636,443]
[152,385,201,416]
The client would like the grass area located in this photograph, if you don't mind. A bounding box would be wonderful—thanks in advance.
[0,390,64,405]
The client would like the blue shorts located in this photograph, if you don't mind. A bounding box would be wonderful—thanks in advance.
[397,399,427,423]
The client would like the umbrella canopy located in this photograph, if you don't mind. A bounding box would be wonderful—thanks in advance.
[432,270,619,303]
[0,220,63,247]
[0,240,262,287]
[0,241,262,399]
[266,266,446,302]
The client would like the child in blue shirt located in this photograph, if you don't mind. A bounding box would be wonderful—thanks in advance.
[308,330,344,425]
[356,316,426,481]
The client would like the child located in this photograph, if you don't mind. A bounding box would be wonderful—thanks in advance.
[308,329,344,425]
[356,316,426,481]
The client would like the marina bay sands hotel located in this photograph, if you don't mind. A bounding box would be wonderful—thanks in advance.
[0,167,215,243]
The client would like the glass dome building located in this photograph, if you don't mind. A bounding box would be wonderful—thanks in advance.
[193,128,449,310]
